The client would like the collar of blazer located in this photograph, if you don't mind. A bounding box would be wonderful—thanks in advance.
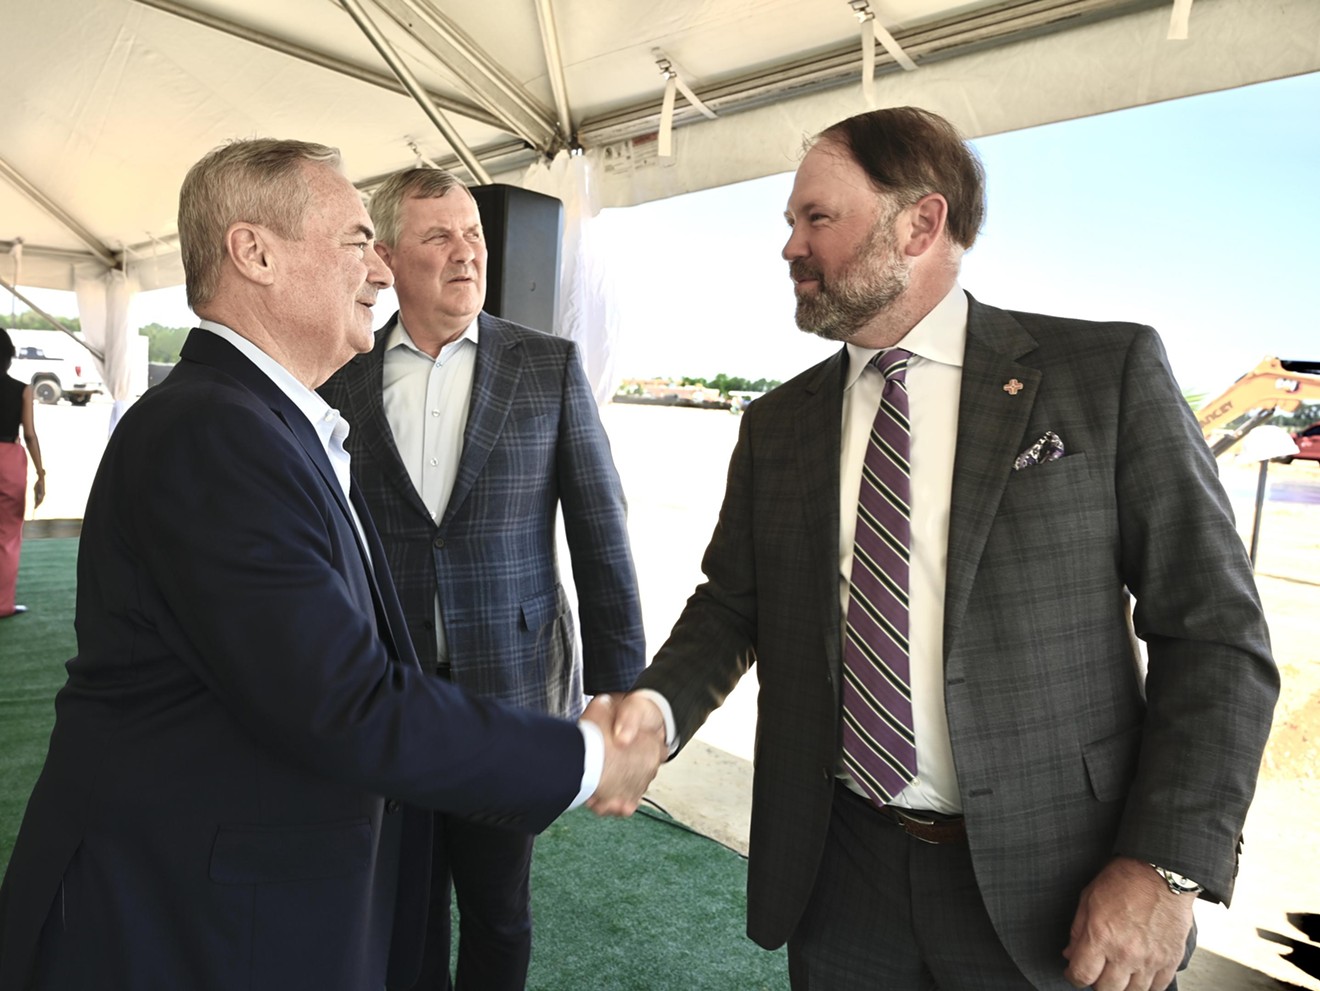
[331,311,528,530]
[179,328,337,485]
[180,327,411,660]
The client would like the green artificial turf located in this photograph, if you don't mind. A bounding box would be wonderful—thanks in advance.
[0,537,77,867]
[526,807,787,990]
[0,537,789,989]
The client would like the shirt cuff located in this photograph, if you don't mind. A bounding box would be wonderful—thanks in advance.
[631,688,679,757]
[568,719,605,810]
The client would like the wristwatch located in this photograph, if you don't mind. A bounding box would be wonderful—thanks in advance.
[1150,863,1203,896]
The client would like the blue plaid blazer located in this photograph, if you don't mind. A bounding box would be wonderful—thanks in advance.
[321,311,645,718]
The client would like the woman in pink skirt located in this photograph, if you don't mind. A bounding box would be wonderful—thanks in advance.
[0,328,46,618]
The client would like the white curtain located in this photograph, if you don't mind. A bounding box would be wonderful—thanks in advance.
[520,149,619,407]
[74,263,139,430]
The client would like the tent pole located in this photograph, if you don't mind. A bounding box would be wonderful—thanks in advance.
[0,275,105,362]
[337,0,493,184]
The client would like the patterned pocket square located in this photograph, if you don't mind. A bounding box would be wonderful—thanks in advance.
[1013,431,1065,471]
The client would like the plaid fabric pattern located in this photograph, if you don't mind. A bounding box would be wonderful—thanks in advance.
[321,312,645,717]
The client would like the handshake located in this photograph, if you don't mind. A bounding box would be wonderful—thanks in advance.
[580,693,668,818]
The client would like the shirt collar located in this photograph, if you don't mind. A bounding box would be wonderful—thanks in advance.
[197,319,344,445]
[844,283,969,389]
[387,314,480,363]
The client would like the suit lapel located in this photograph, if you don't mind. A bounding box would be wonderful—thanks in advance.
[943,296,1040,660]
[796,348,848,689]
[180,330,399,641]
[181,331,349,519]
[350,481,411,662]
[442,313,521,526]
[348,321,432,522]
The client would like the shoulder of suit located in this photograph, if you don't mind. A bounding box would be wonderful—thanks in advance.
[743,348,845,413]
[979,298,1154,343]
[481,312,575,353]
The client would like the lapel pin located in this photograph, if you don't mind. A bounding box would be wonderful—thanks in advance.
[1003,379,1024,396]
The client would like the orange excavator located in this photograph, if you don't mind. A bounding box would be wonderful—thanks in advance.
[1196,358,1320,457]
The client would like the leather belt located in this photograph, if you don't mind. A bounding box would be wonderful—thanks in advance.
[877,804,967,845]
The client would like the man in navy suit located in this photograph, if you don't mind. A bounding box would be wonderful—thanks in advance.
[321,168,645,990]
[0,139,660,991]
[610,107,1278,990]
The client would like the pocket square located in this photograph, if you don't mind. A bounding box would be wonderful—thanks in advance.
[1013,431,1065,471]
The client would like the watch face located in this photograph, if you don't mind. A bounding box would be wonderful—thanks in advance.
[1154,866,1202,894]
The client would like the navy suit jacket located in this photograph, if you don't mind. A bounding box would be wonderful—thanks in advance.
[0,330,584,991]
[320,312,644,718]
[635,295,1279,986]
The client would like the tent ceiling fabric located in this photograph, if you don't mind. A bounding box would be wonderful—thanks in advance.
[2,0,1317,292]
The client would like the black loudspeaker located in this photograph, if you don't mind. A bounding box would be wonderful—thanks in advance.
[470,183,564,335]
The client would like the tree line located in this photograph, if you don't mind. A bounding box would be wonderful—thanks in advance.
[1,313,188,364]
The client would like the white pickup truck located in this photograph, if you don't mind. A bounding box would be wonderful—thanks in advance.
[8,336,104,405]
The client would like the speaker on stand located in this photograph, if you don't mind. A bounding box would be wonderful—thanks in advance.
[469,184,564,336]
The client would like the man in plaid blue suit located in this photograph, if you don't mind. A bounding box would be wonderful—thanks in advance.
[320,168,645,991]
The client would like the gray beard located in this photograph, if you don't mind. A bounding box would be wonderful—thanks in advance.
[792,217,910,342]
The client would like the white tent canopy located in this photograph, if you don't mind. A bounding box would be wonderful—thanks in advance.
[3,0,1318,401]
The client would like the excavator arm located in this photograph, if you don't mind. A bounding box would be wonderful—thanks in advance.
[1197,358,1320,456]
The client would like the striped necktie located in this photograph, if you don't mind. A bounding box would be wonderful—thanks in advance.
[841,347,916,807]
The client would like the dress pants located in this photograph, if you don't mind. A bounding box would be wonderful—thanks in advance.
[0,442,28,615]
[788,783,1043,991]
[411,811,536,991]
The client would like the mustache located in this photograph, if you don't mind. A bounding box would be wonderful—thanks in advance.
[790,260,823,283]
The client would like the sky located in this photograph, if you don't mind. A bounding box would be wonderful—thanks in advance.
[8,70,1318,398]
[594,70,1320,395]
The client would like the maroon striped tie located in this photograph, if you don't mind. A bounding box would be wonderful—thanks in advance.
[841,347,916,806]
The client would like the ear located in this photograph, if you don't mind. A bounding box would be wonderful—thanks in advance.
[226,222,277,288]
[902,193,948,258]
[374,241,393,269]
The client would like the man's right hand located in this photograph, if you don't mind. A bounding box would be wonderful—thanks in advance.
[581,695,665,817]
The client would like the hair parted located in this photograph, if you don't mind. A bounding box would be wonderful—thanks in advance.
[816,106,986,249]
[178,138,342,309]
[368,168,473,248]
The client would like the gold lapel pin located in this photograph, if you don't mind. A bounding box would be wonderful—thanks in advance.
[1003,379,1024,396]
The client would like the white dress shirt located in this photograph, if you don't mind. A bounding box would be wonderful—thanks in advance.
[838,284,967,813]
[643,285,969,814]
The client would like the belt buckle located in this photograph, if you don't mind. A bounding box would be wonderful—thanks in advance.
[890,807,940,844]
[892,807,937,827]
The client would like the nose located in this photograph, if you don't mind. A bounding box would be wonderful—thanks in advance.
[367,244,393,289]
[782,225,808,262]
[450,236,476,264]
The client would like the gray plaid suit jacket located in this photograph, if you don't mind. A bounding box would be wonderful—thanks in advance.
[321,311,645,718]
[634,293,1278,987]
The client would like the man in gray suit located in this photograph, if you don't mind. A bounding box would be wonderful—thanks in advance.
[320,168,645,991]
[609,107,1278,990]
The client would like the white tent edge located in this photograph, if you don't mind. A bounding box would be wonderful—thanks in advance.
[6,0,1317,410]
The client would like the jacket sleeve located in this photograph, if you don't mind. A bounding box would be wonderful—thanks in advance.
[1110,326,1278,903]
[555,342,647,695]
[633,406,760,749]
[129,396,584,831]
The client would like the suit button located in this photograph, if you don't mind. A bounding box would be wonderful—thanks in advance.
[433,535,446,549]
[385,799,401,814]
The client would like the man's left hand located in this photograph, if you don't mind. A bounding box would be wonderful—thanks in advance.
[1062,855,1195,991]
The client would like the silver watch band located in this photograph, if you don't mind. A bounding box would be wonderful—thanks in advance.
[1150,863,1203,895]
